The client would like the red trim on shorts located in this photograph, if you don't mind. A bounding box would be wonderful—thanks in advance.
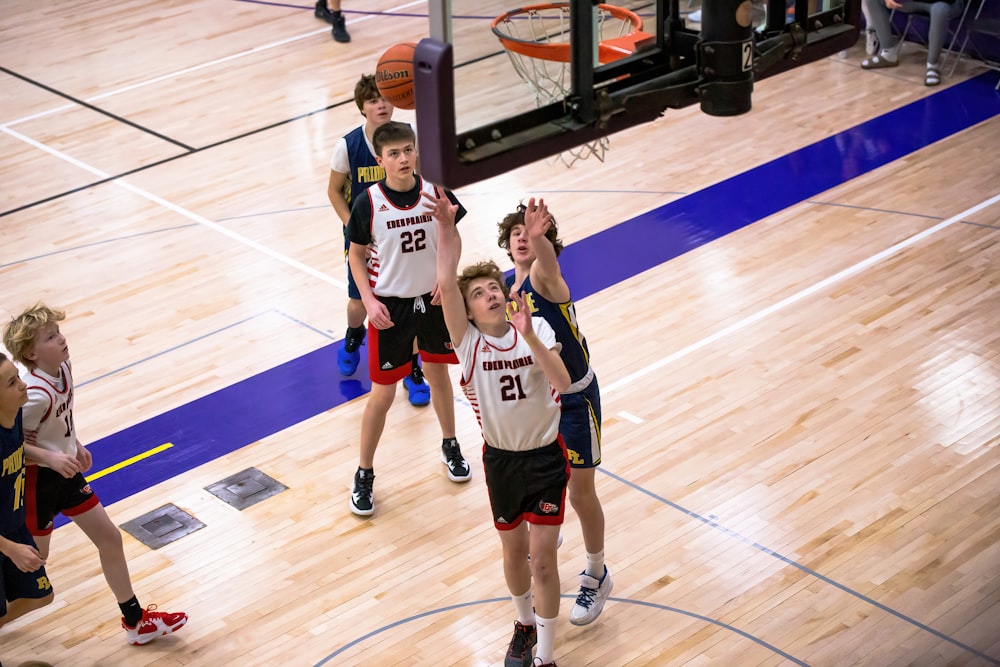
[24,464,43,535]
[420,350,458,365]
[525,511,563,526]
[62,492,101,518]
[495,515,525,531]
[369,363,411,385]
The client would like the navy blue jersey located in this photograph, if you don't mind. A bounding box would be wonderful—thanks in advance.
[342,126,385,250]
[508,274,592,386]
[1,410,27,538]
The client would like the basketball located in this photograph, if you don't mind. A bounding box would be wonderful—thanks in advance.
[376,42,417,110]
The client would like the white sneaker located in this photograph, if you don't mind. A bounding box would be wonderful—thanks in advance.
[569,566,613,626]
[688,9,702,22]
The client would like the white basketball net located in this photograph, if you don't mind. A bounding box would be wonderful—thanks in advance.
[495,4,637,167]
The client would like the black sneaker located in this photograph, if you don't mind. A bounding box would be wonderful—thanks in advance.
[314,0,333,21]
[350,468,374,516]
[331,14,351,43]
[441,438,471,482]
[505,621,537,667]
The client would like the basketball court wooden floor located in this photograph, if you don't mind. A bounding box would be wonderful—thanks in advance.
[1,1,999,665]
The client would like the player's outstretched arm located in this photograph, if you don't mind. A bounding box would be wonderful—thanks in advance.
[510,291,571,393]
[424,190,469,347]
[523,197,570,302]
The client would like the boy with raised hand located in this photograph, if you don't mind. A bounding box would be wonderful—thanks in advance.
[498,199,613,626]
[3,305,187,645]
[327,74,431,406]
[0,351,55,630]
[344,121,472,517]
[427,188,570,667]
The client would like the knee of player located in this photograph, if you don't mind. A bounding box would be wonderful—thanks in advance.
[528,553,559,580]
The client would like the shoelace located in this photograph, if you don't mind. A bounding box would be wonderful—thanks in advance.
[355,474,373,496]
[443,443,465,469]
[510,624,532,653]
[575,586,598,608]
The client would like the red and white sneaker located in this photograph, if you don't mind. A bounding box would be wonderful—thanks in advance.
[123,605,188,645]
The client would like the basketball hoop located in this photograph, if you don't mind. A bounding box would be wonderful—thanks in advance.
[492,3,651,167]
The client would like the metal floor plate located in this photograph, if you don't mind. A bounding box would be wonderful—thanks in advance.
[120,503,206,550]
[204,467,288,510]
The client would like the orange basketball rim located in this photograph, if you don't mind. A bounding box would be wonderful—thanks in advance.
[491,2,652,64]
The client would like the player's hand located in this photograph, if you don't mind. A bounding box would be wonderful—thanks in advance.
[885,0,903,8]
[430,282,442,306]
[523,197,552,239]
[421,189,458,227]
[9,542,45,573]
[76,443,93,473]
[509,291,535,336]
[47,451,82,479]
[365,299,394,330]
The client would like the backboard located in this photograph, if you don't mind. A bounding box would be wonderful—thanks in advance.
[415,0,862,189]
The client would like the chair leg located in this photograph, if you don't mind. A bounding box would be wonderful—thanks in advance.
[947,34,971,77]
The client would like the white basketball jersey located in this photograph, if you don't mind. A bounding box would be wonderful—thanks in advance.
[456,319,562,452]
[365,179,440,298]
[21,361,77,459]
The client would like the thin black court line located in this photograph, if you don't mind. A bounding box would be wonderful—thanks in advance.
[1,66,195,151]
[0,36,501,220]
[0,98,355,219]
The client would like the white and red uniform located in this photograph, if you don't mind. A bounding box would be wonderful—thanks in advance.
[22,361,76,459]
[455,319,561,452]
[346,175,465,383]
[361,177,441,298]
[21,361,99,535]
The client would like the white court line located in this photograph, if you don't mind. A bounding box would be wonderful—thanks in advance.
[2,125,346,289]
[3,0,427,128]
[602,193,1000,396]
[617,411,645,424]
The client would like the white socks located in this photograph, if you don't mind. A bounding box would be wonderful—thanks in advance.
[879,48,898,63]
[584,549,605,579]
[512,588,534,625]
[534,613,558,664]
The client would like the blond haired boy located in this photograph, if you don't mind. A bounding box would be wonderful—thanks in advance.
[3,304,187,645]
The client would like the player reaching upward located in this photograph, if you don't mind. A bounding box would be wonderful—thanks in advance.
[429,188,569,667]
[498,198,613,626]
